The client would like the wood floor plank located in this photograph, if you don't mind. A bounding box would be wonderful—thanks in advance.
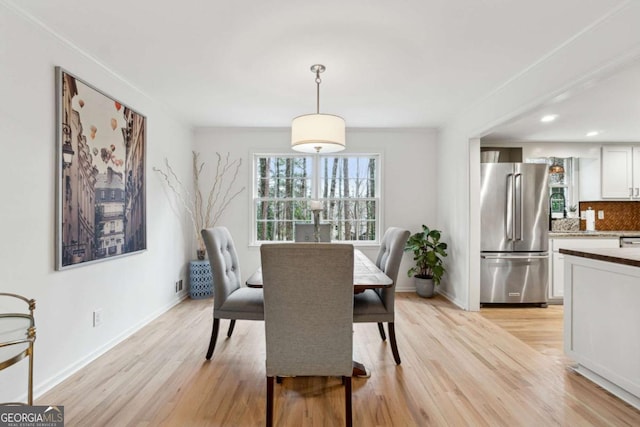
[38,294,640,426]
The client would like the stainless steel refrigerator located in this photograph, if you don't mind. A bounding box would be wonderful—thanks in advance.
[480,163,549,305]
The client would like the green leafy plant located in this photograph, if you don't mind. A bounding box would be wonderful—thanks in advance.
[404,225,448,284]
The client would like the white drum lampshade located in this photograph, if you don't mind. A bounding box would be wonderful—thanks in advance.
[291,113,346,153]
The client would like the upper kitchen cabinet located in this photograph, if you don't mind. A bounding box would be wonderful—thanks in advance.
[601,145,640,199]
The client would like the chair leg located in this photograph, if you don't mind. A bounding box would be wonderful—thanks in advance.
[206,318,220,360]
[266,376,275,427]
[227,319,236,337]
[377,322,387,341]
[388,322,401,365]
[344,376,352,427]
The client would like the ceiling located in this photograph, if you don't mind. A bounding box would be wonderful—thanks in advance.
[483,57,640,142]
[3,0,634,131]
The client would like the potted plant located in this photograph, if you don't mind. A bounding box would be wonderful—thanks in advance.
[567,205,578,218]
[404,225,448,298]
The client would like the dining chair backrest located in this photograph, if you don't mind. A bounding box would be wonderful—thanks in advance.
[261,243,354,377]
[201,227,242,310]
[374,227,411,310]
[294,223,332,242]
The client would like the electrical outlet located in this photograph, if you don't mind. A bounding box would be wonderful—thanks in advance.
[178,279,183,291]
[598,210,604,219]
[93,309,103,327]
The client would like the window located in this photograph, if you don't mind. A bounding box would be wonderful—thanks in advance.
[529,156,579,216]
[253,153,380,243]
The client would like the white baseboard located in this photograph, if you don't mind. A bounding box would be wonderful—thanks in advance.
[432,288,467,310]
[32,293,188,402]
[572,364,640,411]
[395,285,415,293]
[396,284,466,310]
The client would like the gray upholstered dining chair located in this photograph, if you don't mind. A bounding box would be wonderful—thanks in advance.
[201,227,264,360]
[353,227,410,365]
[261,243,354,427]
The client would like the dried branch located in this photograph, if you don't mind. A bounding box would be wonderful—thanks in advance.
[154,151,245,251]
[152,161,200,244]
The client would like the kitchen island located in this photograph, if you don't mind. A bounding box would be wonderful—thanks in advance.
[550,230,640,238]
[560,247,640,410]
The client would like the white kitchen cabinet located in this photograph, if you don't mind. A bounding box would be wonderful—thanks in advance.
[549,237,619,301]
[601,145,640,198]
[551,251,565,298]
[564,253,640,409]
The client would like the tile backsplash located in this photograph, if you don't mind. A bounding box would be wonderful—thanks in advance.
[578,201,640,231]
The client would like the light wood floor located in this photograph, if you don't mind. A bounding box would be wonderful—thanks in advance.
[480,304,565,363]
[39,294,640,426]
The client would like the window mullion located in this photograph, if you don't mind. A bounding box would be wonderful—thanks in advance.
[253,153,380,244]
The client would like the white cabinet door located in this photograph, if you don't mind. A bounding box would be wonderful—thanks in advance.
[549,238,620,302]
[551,252,565,298]
[601,146,633,198]
[633,147,640,198]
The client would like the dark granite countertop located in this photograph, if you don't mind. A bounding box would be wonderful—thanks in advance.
[549,231,640,238]
[559,247,640,268]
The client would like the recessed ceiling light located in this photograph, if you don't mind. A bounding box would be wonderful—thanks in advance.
[586,131,599,137]
[541,115,558,123]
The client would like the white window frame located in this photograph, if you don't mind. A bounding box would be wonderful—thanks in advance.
[250,152,382,246]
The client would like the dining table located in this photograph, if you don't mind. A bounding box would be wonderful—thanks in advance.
[246,248,392,377]
[246,248,392,293]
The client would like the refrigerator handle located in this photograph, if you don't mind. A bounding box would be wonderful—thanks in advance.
[506,173,513,240]
[481,254,549,259]
[515,173,523,241]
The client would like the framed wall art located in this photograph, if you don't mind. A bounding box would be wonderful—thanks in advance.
[55,67,146,270]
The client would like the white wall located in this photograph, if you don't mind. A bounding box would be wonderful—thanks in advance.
[193,127,438,292]
[0,6,193,402]
[437,1,640,310]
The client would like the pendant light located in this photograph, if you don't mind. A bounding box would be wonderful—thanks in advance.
[549,157,565,174]
[291,64,345,153]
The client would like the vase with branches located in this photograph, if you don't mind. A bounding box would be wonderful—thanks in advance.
[153,151,245,259]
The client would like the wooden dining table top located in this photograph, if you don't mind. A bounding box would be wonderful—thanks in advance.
[246,248,392,293]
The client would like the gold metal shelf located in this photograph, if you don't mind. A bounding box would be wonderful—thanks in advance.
[0,293,36,406]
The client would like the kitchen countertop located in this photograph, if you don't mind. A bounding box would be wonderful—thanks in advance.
[559,247,640,268]
[549,230,640,238]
